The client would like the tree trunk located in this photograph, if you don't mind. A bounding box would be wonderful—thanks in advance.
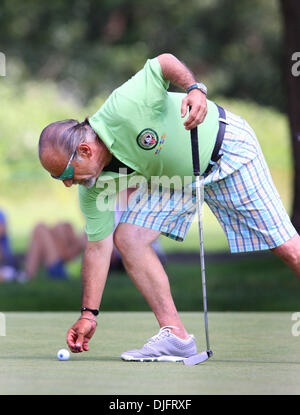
[280,0,300,231]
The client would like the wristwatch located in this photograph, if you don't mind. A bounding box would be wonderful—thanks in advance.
[81,307,99,316]
[186,82,208,95]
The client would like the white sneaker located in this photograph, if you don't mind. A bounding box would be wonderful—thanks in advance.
[121,326,197,362]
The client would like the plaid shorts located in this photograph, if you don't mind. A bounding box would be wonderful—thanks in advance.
[120,109,296,253]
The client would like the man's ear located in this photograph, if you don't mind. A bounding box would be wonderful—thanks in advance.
[77,143,92,159]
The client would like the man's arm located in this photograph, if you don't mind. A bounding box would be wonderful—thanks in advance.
[81,236,113,310]
[157,53,207,130]
[67,234,113,353]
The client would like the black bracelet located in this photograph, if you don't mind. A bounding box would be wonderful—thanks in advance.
[80,307,99,316]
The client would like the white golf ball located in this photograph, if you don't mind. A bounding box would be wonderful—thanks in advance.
[57,348,70,361]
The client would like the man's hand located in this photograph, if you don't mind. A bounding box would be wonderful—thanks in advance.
[156,54,208,130]
[67,317,97,353]
[181,89,208,130]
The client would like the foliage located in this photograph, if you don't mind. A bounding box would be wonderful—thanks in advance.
[0,0,290,244]
[0,0,284,109]
[0,78,104,194]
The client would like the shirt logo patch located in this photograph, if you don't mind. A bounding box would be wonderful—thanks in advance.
[137,128,158,150]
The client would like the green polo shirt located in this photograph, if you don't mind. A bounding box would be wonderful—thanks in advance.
[80,57,219,241]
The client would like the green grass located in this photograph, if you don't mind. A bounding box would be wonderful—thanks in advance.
[1,253,299,312]
[0,312,299,395]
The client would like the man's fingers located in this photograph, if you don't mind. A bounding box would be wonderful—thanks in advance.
[184,105,207,129]
[199,106,208,123]
[181,100,188,118]
[67,328,78,351]
[184,107,200,128]
[182,90,208,130]
[75,332,85,352]
[66,319,97,353]
[66,327,84,353]
[83,340,90,351]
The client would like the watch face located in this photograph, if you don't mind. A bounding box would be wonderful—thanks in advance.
[197,83,207,94]
[187,83,207,95]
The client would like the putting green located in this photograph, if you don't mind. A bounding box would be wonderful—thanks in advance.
[0,312,299,395]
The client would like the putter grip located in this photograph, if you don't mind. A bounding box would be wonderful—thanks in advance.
[190,127,200,177]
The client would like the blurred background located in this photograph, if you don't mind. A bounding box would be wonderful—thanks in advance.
[0,0,299,311]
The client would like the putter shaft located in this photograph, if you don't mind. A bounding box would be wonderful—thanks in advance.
[195,175,211,353]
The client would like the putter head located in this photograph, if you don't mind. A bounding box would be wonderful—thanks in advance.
[183,350,213,366]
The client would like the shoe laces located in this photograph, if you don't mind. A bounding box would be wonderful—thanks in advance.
[147,326,179,344]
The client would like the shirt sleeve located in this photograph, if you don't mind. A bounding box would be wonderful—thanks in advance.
[114,57,170,112]
[78,185,116,242]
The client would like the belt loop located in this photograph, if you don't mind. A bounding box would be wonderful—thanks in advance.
[218,117,229,125]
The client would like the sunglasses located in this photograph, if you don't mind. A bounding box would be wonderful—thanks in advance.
[51,149,76,180]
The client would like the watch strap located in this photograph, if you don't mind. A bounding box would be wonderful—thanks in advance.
[81,307,99,316]
[186,82,207,95]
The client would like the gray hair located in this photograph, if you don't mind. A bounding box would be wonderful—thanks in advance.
[38,118,94,160]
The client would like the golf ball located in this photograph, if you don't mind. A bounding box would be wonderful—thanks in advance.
[57,348,70,361]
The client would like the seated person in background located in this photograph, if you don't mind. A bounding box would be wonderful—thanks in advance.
[0,209,21,282]
[23,222,87,280]
[0,200,164,281]
[0,209,15,267]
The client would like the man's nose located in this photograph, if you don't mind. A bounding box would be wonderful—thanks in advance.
[63,179,73,187]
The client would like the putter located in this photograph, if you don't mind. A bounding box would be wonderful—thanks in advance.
[183,125,213,365]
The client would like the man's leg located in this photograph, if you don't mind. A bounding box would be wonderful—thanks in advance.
[271,233,300,278]
[114,223,189,340]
